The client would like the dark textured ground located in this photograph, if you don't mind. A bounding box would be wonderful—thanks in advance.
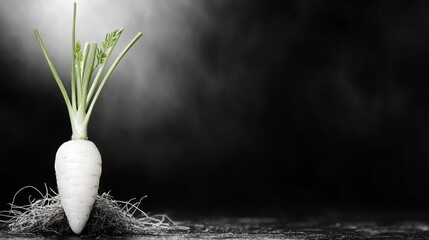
[2,209,429,239]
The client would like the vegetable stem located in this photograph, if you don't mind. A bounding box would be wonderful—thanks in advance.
[86,28,123,106]
[34,2,142,140]
[33,29,72,114]
[71,2,77,111]
[85,32,143,124]
[82,43,98,111]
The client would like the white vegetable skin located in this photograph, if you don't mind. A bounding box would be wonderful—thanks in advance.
[55,139,102,234]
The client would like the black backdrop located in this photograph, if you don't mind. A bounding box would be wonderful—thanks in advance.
[2,1,429,216]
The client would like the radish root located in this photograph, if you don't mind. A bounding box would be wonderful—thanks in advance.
[0,185,189,236]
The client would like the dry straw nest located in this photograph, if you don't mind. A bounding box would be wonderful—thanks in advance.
[0,186,189,236]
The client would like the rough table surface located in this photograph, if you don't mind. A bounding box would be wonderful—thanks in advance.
[2,209,429,239]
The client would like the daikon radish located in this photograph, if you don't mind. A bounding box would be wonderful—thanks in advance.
[55,140,101,234]
[33,2,142,234]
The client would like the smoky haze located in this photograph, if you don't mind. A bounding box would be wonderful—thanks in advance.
[3,1,429,213]
[0,0,211,134]
[0,0,243,165]
[0,0,280,211]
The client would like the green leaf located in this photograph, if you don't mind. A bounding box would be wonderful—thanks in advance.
[96,47,106,66]
[95,28,123,69]
[74,41,83,64]
[102,29,123,51]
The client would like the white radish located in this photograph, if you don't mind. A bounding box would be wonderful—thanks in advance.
[55,140,101,234]
[33,2,142,234]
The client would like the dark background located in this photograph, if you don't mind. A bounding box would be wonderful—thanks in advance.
[2,0,429,216]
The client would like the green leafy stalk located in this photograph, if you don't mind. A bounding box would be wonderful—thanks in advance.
[82,43,98,111]
[75,42,90,109]
[33,2,143,140]
[85,32,143,124]
[71,2,77,111]
[86,28,123,106]
[33,29,72,114]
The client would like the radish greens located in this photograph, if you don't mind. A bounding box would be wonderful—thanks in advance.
[33,2,143,140]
